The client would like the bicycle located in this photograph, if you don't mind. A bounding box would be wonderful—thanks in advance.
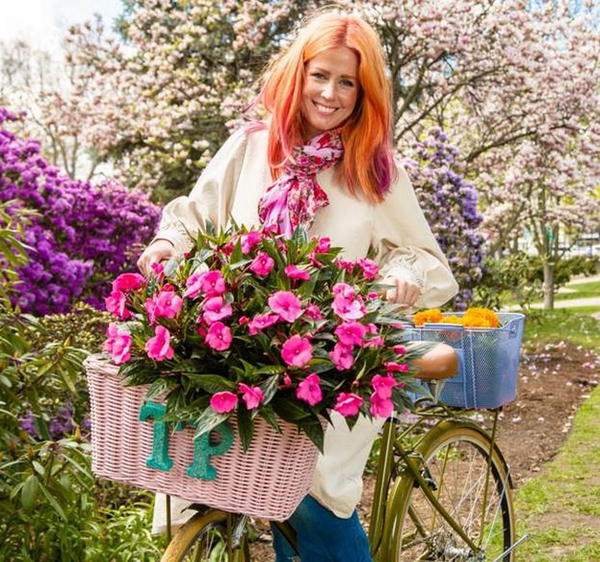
[160,342,521,561]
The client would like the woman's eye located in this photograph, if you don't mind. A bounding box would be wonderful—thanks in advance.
[341,79,354,87]
[312,72,325,79]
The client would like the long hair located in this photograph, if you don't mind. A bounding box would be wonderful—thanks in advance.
[254,11,397,202]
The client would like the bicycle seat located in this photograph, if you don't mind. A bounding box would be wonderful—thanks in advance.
[409,342,458,380]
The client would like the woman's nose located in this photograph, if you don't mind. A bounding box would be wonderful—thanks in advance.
[322,81,335,99]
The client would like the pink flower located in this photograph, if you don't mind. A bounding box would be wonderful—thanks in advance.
[238,383,264,409]
[315,237,331,253]
[304,303,324,320]
[392,345,407,355]
[104,323,132,365]
[333,392,363,417]
[112,272,146,292]
[201,271,226,296]
[105,290,132,320]
[249,252,275,276]
[239,316,249,325]
[370,393,394,418]
[358,258,379,280]
[205,322,232,351]
[282,373,293,387]
[368,291,380,300]
[295,373,322,406]
[335,321,368,347]
[385,362,410,373]
[154,290,183,318]
[202,296,233,324]
[145,325,175,361]
[332,282,355,299]
[332,295,366,321]
[364,336,385,348]
[329,342,355,370]
[144,298,158,324]
[371,374,397,399]
[281,335,313,367]
[210,391,238,413]
[183,272,206,299]
[241,231,262,254]
[268,291,302,323]
[151,262,165,280]
[284,265,310,281]
[334,259,355,273]
[248,313,279,335]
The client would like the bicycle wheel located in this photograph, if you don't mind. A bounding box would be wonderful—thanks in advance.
[161,509,250,562]
[385,420,515,561]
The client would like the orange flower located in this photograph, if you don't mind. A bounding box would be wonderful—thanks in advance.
[413,308,444,326]
[413,307,501,328]
[440,315,463,324]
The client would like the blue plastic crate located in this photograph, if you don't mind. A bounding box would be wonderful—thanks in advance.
[402,313,525,409]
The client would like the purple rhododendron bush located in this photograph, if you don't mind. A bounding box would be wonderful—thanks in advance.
[0,106,160,315]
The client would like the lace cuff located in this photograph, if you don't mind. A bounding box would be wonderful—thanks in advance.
[379,256,426,290]
[152,221,195,256]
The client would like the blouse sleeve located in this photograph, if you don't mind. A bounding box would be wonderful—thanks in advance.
[151,128,249,254]
[370,164,459,309]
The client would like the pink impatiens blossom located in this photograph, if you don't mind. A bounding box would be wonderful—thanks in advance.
[240,231,262,254]
[363,323,384,348]
[150,262,165,280]
[357,258,379,280]
[295,373,322,406]
[385,362,410,373]
[183,272,206,299]
[329,342,355,370]
[112,272,146,292]
[268,291,302,322]
[332,294,366,321]
[154,289,183,318]
[247,313,279,335]
[370,392,394,419]
[104,323,132,364]
[281,335,313,367]
[105,289,132,320]
[392,345,407,356]
[282,373,293,387]
[238,383,265,409]
[333,392,363,417]
[334,321,368,347]
[332,282,355,299]
[249,252,275,276]
[210,391,238,413]
[145,325,175,361]
[284,265,310,281]
[304,303,323,320]
[205,322,232,351]
[202,296,233,324]
[315,237,331,253]
[371,374,397,400]
[184,270,226,299]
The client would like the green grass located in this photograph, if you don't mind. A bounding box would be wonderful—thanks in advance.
[555,280,600,301]
[515,384,600,561]
[523,308,600,349]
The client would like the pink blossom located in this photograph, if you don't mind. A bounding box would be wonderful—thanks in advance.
[282,373,293,387]
[315,237,331,253]
[201,271,226,296]
[202,296,233,324]
[295,373,322,406]
[268,291,302,322]
[367,291,380,300]
[238,383,265,409]
[304,303,324,320]
[239,316,249,325]
[248,313,279,335]
[371,374,397,400]
[144,297,158,324]
[392,345,407,355]
[183,272,206,299]
[150,262,165,280]
[104,323,132,364]
[240,231,262,254]
[329,342,355,370]
[284,265,310,281]
[334,321,368,347]
[332,282,355,299]
[357,258,379,280]
[205,322,232,351]
[332,295,366,321]
[105,289,132,320]
[334,259,355,273]
[281,335,313,367]
[333,392,363,417]
[112,272,146,292]
[370,393,394,419]
[210,391,238,413]
[364,336,385,348]
[145,325,175,361]
[249,252,275,276]
[154,289,183,318]
[385,362,410,373]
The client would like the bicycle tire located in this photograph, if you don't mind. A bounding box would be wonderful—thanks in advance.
[383,420,515,561]
[161,509,249,562]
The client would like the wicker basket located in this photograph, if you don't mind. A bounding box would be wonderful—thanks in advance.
[403,312,525,409]
[84,355,320,520]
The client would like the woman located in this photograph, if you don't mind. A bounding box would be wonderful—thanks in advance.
[137,10,458,562]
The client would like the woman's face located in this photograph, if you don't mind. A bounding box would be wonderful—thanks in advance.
[301,46,360,139]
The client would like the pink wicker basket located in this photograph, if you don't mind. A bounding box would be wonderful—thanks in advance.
[84,354,320,520]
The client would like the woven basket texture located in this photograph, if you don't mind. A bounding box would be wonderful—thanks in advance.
[84,355,320,520]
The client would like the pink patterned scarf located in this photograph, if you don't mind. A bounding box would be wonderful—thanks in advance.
[257,130,344,238]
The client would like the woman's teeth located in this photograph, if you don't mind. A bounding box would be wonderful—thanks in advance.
[314,102,337,114]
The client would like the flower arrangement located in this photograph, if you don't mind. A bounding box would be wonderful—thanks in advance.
[103,221,427,452]
[413,307,500,328]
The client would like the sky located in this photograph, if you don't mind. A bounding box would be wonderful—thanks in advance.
[0,0,124,55]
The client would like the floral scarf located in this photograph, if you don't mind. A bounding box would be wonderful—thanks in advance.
[257,130,344,238]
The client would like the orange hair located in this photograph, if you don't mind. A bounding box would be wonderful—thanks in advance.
[253,10,397,202]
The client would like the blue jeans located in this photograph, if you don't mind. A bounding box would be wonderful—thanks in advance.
[271,495,372,562]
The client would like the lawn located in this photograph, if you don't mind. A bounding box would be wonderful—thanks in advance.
[523,308,600,349]
[554,280,600,301]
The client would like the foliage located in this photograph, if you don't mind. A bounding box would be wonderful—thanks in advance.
[0,107,161,315]
[106,221,430,452]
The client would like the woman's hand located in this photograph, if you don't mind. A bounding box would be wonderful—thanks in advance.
[137,239,176,277]
[384,277,421,307]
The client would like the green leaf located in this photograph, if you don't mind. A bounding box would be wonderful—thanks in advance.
[184,373,236,393]
[259,374,280,405]
[272,399,312,422]
[298,417,325,454]
[38,481,67,520]
[194,408,229,440]
[145,377,177,401]
[258,405,281,433]
[236,406,254,452]
[21,475,39,510]
[32,461,45,476]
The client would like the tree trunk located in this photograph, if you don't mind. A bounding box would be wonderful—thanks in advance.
[543,260,555,310]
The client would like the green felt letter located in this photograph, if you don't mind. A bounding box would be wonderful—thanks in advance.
[139,402,173,472]
[186,422,234,480]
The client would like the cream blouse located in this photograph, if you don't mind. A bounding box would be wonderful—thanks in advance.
[150,126,458,532]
